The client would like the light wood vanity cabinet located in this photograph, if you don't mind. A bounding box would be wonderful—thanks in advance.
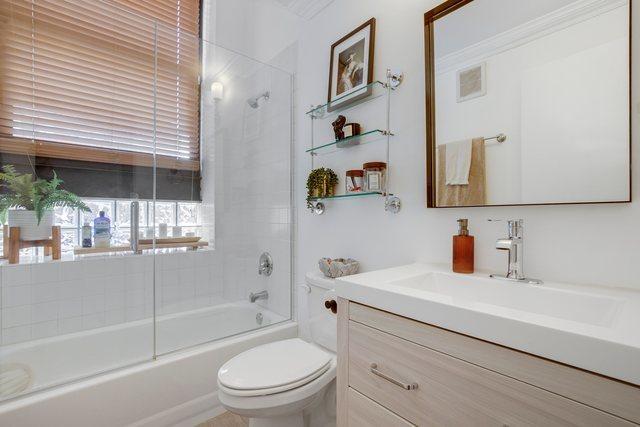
[336,298,640,426]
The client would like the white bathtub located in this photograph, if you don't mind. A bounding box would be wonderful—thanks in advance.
[0,302,296,426]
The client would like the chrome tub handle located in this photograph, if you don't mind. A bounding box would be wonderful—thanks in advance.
[370,363,418,390]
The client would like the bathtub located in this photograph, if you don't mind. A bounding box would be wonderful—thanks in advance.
[0,302,296,427]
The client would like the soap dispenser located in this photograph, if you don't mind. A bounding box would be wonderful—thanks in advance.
[453,219,474,274]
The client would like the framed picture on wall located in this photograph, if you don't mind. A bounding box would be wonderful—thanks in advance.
[327,18,376,111]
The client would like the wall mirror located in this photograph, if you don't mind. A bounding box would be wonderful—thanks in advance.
[424,0,631,207]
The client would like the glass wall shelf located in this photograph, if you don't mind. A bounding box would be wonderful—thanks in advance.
[306,81,393,119]
[306,68,404,215]
[305,129,389,153]
[309,191,383,201]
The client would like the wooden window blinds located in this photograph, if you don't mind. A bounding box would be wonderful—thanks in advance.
[0,0,201,171]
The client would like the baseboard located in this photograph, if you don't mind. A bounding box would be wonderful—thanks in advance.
[130,391,224,427]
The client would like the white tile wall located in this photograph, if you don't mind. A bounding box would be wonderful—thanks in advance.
[203,49,294,319]
[0,249,223,345]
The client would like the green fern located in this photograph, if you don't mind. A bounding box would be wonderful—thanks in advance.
[0,165,90,225]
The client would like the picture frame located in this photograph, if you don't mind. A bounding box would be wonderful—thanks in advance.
[327,18,376,111]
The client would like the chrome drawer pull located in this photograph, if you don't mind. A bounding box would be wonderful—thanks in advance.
[370,363,418,390]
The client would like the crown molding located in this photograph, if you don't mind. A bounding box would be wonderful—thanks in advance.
[274,0,334,20]
[435,0,627,74]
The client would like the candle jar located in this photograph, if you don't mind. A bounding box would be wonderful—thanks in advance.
[345,170,364,193]
[363,162,387,192]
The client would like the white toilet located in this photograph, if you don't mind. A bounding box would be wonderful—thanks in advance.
[218,272,337,427]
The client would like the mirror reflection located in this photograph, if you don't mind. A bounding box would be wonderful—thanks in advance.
[427,0,630,207]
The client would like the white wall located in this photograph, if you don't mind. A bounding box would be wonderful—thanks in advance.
[295,0,640,290]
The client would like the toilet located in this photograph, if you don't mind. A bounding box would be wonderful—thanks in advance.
[218,272,337,427]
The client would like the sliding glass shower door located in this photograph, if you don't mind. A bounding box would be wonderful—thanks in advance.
[0,0,292,402]
[0,0,158,400]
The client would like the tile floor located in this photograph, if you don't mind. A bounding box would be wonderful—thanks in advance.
[197,411,248,427]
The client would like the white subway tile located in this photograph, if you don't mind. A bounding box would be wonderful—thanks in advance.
[105,308,125,326]
[60,260,84,281]
[2,325,31,345]
[82,294,105,315]
[32,301,59,323]
[59,317,82,334]
[59,280,83,299]
[2,285,32,307]
[106,277,126,294]
[82,258,107,278]
[2,265,32,287]
[31,263,61,284]
[31,320,58,339]
[82,313,105,330]
[105,291,125,311]
[125,305,145,321]
[126,289,146,307]
[2,305,31,328]
[82,277,106,297]
[32,283,61,304]
[59,298,82,319]
[125,272,145,291]
[179,268,195,287]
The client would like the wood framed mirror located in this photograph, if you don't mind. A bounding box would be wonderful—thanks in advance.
[424,0,632,208]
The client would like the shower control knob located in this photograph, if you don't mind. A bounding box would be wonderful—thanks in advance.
[324,299,337,314]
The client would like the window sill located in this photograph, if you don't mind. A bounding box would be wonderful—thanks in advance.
[0,246,215,268]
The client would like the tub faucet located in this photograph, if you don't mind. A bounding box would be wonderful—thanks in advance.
[249,290,269,303]
[489,219,542,285]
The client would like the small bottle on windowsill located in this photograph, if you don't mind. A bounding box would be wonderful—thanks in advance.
[453,219,474,274]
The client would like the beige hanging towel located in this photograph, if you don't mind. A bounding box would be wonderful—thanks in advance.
[437,137,486,206]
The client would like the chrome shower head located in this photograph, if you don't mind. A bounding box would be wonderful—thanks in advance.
[247,91,270,109]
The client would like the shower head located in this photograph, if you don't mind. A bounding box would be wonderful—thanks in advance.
[247,91,270,109]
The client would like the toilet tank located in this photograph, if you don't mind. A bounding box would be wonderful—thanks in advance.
[298,271,337,353]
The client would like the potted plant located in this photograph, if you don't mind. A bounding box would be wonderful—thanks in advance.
[0,165,90,241]
[306,167,338,209]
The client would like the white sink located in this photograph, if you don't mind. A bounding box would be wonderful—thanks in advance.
[389,272,624,327]
[335,263,640,385]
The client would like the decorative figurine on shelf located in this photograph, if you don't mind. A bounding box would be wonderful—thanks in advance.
[332,115,347,140]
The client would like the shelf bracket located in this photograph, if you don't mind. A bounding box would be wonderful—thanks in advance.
[385,195,401,213]
[387,69,404,88]
[312,201,325,215]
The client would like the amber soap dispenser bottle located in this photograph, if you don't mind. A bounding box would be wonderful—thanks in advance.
[453,219,474,274]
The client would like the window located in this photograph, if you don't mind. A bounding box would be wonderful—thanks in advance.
[0,198,203,254]
[0,0,201,171]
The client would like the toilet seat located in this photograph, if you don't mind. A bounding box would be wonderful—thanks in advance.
[218,338,332,397]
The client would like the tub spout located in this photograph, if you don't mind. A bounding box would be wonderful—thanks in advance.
[249,290,268,303]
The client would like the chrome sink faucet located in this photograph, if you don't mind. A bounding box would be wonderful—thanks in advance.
[490,219,542,285]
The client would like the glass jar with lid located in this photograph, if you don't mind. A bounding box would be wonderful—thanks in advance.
[363,162,387,193]
[345,170,364,193]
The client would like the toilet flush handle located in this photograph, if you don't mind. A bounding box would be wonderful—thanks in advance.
[324,299,337,314]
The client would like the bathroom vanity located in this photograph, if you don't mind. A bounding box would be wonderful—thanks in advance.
[334,264,640,426]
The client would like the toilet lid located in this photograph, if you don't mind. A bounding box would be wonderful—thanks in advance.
[218,338,332,392]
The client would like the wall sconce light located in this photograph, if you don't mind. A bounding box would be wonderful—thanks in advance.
[211,81,224,100]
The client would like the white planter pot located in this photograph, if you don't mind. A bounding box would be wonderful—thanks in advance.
[7,210,54,241]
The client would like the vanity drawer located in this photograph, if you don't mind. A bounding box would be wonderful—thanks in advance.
[348,320,632,426]
[348,302,640,423]
[347,387,414,427]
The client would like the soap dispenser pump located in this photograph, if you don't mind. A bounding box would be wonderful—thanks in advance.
[453,218,474,274]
